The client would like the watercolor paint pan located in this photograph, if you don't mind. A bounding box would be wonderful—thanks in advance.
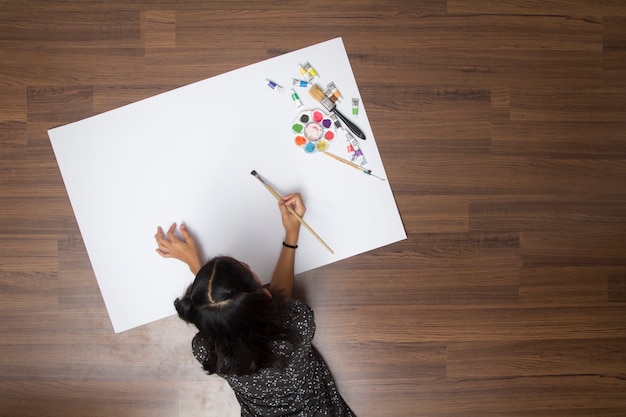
[291,108,336,154]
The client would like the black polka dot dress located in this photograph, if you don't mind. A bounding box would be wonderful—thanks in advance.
[192,300,356,417]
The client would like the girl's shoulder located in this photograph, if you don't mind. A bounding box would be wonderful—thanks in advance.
[285,299,316,344]
[288,299,312,316]
[192,332,209,365]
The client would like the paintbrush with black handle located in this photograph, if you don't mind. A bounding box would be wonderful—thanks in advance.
[309,84,366,140]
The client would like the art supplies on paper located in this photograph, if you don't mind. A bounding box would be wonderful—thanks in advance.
[267,58,377,180]
[308,84,366,140]
[292,109,336,154]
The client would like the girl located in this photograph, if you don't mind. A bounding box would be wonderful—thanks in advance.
[154,193,355,417]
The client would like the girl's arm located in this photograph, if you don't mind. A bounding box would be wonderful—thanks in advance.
[270,193,305,297]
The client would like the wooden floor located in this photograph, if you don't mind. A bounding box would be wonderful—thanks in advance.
[2,1,626,416]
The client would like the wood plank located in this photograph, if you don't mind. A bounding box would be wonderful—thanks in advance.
[297,256,520,308]
[522,230,626,268]
[320,340,447,381]
[0,165,69,198]
[0,11,140,46]
[607,272,626,302]
[395,195,470,233]
[447,338,626,378]
[347,376,626,417]
[519,267,611,305]
[178,379,240,417]
[0,86,27,122]
[510,87,626,122]
[141,10,176,49]
[0,121,27,161]
[603,17,626,84]
[470,198,626,233]
[0,381,178,417]
[448,0,626,15]
[388,155,626,196]
[349,49,604,89]
[0,197,76,232]
[491,121,626,159]
[0,235,58,273]
[27,86,94,124]
[1,48,146,86]
[314,305,626,343]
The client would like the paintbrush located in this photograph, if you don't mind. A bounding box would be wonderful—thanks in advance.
[309,84,366,140]
[250,170,334,254]
[323,152,386,181]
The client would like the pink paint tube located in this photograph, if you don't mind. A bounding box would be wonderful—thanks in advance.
[345,132,366,166]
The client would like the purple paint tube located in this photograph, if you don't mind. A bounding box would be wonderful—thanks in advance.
[345,132,366,166]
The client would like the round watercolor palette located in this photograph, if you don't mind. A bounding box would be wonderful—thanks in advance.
[291,108,336,154]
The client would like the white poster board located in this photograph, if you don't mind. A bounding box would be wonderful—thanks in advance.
[49,38,406,333]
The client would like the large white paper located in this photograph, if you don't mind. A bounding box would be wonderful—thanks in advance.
[49,38,406,333]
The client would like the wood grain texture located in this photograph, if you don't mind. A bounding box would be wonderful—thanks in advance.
[1,1,626,416]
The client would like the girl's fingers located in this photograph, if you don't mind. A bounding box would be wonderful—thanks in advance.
[180,223,193,242]
[166,223,177,238]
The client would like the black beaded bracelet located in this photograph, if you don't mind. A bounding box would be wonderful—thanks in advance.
[282,241,298,249]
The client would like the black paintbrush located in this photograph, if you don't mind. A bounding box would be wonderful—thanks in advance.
[309,84,366,140]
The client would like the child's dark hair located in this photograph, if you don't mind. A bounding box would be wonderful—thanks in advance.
[174,256,301,376]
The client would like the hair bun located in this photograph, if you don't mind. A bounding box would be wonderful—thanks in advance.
[174,296,194,321]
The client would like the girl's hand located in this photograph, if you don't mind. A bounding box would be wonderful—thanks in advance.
[278,193,306,237]
[154,223,202,275]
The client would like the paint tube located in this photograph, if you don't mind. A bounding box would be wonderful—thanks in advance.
[352,98,359,118]
[290,89,303,108]
[299,61,319,82]
[266,79,283,94]
[292,79,309,87]
[345,132,366,166]
[325,82,342,103]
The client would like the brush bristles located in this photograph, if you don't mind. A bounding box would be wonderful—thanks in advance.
[308,85,334,111]
[308,84,326,100]
[251,170,267,186]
